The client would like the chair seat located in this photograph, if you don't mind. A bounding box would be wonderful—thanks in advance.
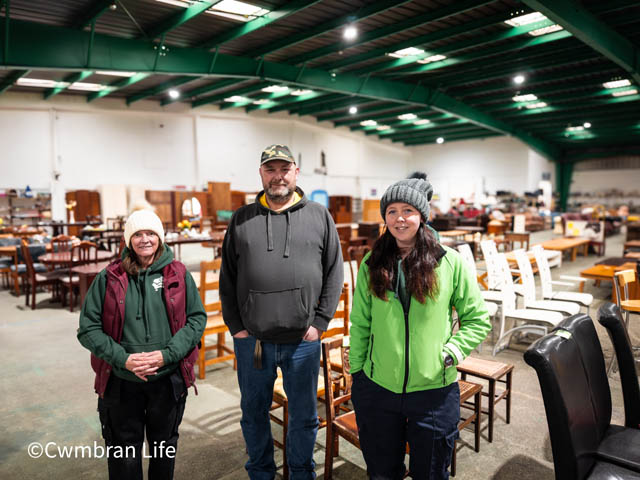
[273,371,325,401]
[59,275,80,285]
[204,314,227,332]
[10,263,47,274]
[505,307,564,324]
[0,259,12,268]
[588,461,640,479]
[548,290,593,306]
[597,424,640,472]
[620,300,640,313]
[527,299,581,316]
[333,411,360,446]
[35,270,68,282]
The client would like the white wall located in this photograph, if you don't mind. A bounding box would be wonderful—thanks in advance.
[0,92,410,219]
[408,136,555,210]
[571,169,640,194]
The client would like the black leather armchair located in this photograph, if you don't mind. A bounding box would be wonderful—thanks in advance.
[524,314,640,479]
[598,303,640,430]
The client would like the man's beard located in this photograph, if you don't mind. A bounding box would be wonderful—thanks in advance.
[265,185,294,203]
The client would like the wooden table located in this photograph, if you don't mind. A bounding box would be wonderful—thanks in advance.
[624,240,640,254]
[580,261,638,301]
[39,221,101,236]
[537,237,590,262]
[40,250,116,267]
[72,261,111,306]
[439,229,468,240]
[166,235,225,260]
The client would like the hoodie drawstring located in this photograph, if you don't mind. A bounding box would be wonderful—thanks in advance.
[266,210,274,252]
[284,211,291,258]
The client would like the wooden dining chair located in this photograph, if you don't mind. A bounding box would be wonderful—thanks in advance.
[60,241,99,312]
[347,245,370,294]
[51,234,74,253]
[613,269,640,361]
[20,239,65,309]
[197,259,235,379]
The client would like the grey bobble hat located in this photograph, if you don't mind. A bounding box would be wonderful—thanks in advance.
[380,172,434,222]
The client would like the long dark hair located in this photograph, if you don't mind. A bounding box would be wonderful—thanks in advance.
[122,243,164,276]
[368,223,440,303]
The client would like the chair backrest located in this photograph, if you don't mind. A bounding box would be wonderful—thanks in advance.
[0,237,21,246]
[614,269,636,304]
[72,241,99,265]
[323,284,350,339]
[532,245,554,298]
[52,235,73,253]
[598,302,640,430]
[17,241,46,264]
[19,239,37,278]
[456,243,477,277]
[480,239,501,290]
[200,258,222,314]
[513,249,537,305]
[524,320,609,480]
[321,335,353,419]
[347,245,370,294]
[494,253,517,312]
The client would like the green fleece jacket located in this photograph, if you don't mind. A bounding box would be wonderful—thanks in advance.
[77,245,206,383]
[349,245,491,394]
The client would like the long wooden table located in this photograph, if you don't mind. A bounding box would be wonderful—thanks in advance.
[40,250,116,266]
[538,237,590,262]
[579,261,638,301]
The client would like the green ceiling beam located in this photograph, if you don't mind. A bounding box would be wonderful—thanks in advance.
[401,132,502,146]
[251,0,413,57]
[318,103,403,122]
[387,30,572,77]
[513,107,640,127]
[521,0,640,84]
[43,70,93,99]
[87,72,149,102]
[287,0,490,66]
[199,0,320,49]
[219,87,294,110]
[292,96,368,116]
[357,18,559,76]
[498,93,640,119]
[322,12,514,72]
[72,0,114,29]
[0,68,28,94]
[365,117,465,137]
[387,122,480,141]
[161,78,239,106]
[335,109,439,127]
[192,81,270,108]
[126,75,195,104]
[284,93,347,113]
[146,1,221,40]
[253,90,329,112]
[0,18,559,159]
[554,160,573,211]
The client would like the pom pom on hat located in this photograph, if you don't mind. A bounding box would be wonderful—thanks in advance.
[380,172,433,222]
[123,209,165,247]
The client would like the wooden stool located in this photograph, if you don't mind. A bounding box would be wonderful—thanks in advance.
[453,380,482,477]
[457,356,514,443]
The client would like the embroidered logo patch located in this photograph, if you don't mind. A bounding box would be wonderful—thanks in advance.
[152,276,164,292]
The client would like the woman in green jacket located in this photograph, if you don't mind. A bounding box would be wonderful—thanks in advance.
[77,209,206,480]
[349,173,491,479]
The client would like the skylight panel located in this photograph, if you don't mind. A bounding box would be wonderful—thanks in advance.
[96,71,137,77]
[417,55,447,64]
[512,94,538,102]
[603,79,631,89]
[528,24,563,36]
[17,78,67,88]
[504,12,546,27]
[225,95,249,102]
[262,85,289,93]
[413,119,431,126]
[611,89,638,97]
[206,0,269,21]
[253,99,271,105]
[68,82,109,92]
[376,125,391,131]
[524,102,548,109]
[290,89,313,96]
[398,113,417,121]
[389,47,424,58]
[360,120,377,127]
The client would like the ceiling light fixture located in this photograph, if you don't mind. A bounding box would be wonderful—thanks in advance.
[96,70,137,77]
[224,95,249,102]
[513,74,526,85]
[524,101,548,109]
[344,25,357,40]
[68,82,108,92]
[360,120,377,127]
[566,126,584,132]
[436,137,444,144]
[168,89,180,99]
[603,79,631,89]
[583,122,591,128]
[376,125,391,131]
[290,89,312,96]
[16,78,67,88]
[349,106,358,114]
[417,54,447,64]
[512,93,537,102]
[413,119,431,126]
[204,0,270,22]
[528,24,563,36]
[504,12,546,27]
[252,99,270,105]
[398,113,417,121]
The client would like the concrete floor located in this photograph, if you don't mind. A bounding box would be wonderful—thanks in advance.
[1,229,637,480]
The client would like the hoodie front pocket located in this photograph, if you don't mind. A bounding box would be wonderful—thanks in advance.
[241,287,309,337]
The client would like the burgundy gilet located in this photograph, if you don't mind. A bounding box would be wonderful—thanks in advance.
[91,259,198,398]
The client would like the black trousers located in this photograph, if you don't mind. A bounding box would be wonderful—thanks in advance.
[351,372,460,480]
[97,370,187,480]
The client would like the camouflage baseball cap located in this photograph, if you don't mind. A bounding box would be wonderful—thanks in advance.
[260,144,295,165]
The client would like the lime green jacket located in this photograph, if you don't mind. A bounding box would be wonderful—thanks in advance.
[349,246,491,394]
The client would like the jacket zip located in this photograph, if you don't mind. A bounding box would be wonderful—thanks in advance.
[402,310,410,394]
[369,334,375,378]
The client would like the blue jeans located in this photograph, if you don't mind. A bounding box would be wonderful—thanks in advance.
[234,336,321,480]
[351,372,460,480]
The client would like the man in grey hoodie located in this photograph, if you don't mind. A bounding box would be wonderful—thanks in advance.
[220,144,343,480]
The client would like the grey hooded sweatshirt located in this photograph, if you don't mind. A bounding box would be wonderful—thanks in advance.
[220,187,344,343]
